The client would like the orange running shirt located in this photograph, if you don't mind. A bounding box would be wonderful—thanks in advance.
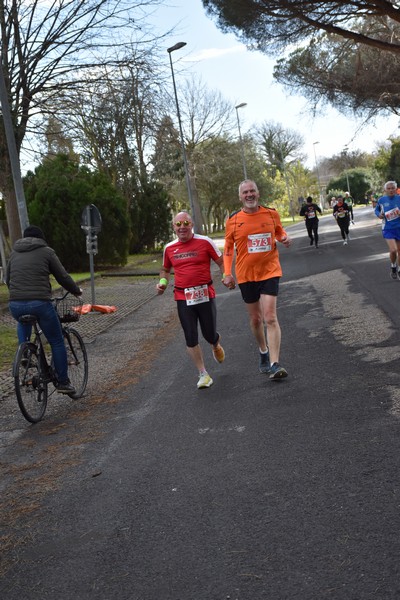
[223,207,287,284]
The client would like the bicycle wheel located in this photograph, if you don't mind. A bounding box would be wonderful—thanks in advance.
[14,342,48,423]
[64,328,88,399]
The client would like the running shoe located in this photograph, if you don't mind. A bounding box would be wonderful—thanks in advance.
[269,363,288,380]
[259,350,271,374]
[343,240,348,246]
[212,341,225,363]
[197,373,213,389]
[390,267,398,280]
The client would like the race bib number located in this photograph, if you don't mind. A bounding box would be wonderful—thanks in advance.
[385,208,400,221]
[307,210,315,218]
[247,233,272,253]
[184,284,209,306]
[337,211,347,218]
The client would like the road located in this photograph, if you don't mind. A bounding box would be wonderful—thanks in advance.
[1,207,400,599]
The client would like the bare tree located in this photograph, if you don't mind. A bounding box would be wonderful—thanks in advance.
[254,121,304,170]
[166,75,235,231]
[0,0,162,244]
[254,120,305,216]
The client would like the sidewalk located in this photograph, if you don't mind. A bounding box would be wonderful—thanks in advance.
[0,274,161,401]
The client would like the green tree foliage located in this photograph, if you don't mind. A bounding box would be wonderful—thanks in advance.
[23,155,129,271]
[129,181,172,253]
[374,138,400,184]
[202,1,400,56]
[0,0,161,244]
[327,169,373,203]
[202,1,400,119]
[274,27,400,118]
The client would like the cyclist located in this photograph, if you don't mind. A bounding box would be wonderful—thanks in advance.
[5,225,82,394]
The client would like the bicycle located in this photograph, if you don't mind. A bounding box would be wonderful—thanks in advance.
[13,291,89,423]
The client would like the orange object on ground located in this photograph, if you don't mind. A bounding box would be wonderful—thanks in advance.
[75,304,93,314]
[91,305,117,313]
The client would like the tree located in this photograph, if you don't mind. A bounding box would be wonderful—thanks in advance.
[24,154,129,271]
[202,1,400,118]
[254,121,304,170]
[374,138,400,184]
[327,168,373,204]
[129,181,172,253]
[202,1,400,55]
[274,26,400,118]
[253,121,305,216]
[0,0,161,245]
[166,75,235,231]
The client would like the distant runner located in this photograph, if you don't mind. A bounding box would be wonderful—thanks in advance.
[299,196,322,248]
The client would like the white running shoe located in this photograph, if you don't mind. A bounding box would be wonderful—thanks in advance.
[197,373,213,389]
[343,240,348,245]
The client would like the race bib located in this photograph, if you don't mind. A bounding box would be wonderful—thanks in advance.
[337,212,347,218]
[385,208,400,221]
[307,210,315,218]
[247,233,272,253]
[184,284,209,306]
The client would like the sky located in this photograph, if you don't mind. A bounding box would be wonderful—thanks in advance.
[150,0,400,168]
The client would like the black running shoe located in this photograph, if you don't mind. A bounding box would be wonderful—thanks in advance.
[269,363,288,380]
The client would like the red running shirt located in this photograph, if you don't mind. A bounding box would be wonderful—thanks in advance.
[163,234,222,301]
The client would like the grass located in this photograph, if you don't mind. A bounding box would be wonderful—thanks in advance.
[0,325,18,371]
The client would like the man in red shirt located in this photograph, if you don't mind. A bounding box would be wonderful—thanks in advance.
[157,212,225,389]
[223,180,292,380]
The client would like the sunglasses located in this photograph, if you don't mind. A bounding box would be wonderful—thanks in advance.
[174,220,191,227]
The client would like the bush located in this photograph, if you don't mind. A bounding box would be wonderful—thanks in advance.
[24,155,129,270]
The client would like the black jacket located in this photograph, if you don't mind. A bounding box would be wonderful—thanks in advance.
[5,237,81,301]
[299,203,322,220]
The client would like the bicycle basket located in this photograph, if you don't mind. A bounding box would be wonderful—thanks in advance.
[56,296,83,323]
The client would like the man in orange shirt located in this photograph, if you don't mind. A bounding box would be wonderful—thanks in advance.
[222,180,292,380]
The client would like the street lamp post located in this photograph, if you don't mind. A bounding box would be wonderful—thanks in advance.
[235,102,247,179]
[343,146,351,195]
[167,42,198,232]
[313,141,323,208]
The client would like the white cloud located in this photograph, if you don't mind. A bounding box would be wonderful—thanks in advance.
[187,45,245,62]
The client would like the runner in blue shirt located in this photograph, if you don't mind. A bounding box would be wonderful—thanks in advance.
[374,180,400,280]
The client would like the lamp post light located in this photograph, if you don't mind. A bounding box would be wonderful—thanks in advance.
[167,42,198,232]
[313,141,323,208]
[235,102,247,179]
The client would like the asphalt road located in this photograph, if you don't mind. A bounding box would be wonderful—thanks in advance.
[1,207,400,599]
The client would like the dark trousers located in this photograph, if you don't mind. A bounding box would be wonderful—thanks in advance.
[337,216,350,239]
[306,219,319,245]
